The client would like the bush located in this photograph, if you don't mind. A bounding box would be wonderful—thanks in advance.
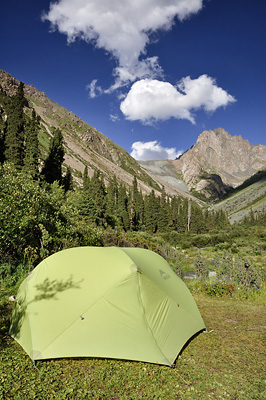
[0,163,61,263]
[195,255,209,281]
[0,163,103,265]
[201,280,236,297]
[215,252,263,289]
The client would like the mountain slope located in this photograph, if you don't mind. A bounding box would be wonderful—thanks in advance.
[0,69,158,194]
[3,69,265,211]
[1,69,201,200]
[209,170,266,223]
[140,128,266,199]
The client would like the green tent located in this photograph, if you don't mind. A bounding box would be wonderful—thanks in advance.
[10,247,205,365]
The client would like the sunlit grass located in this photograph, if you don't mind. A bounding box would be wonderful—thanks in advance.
[1,281,265,399]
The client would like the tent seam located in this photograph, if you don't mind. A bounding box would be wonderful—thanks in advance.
[136,272,171,365]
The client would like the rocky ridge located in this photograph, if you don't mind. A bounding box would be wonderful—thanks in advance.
[140,128,266,199]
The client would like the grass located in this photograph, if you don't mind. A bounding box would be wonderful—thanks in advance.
[1,284,266,399]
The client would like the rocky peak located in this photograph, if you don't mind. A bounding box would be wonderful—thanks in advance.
[175,128,266,197]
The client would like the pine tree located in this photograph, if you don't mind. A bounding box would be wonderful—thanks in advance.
[137,189,145,229]
[24,109,39,179]
[171,196,182,231]
[62,166,73,192]
[4,82,25,168]
[157,188,169,232]
[117,184,130,231]
[144,190,159,233]
[189,203,206,233]
[78,190,97,223]
[175,198,188,233]
[41,128,65,184]
[130,176,140,230]
[166,196,174,231]
[106,176,119,215]
[90,169,106,220]
[121,209,130,231]
[83,165,90,191]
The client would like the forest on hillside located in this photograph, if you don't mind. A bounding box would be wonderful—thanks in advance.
[1,81,266,268]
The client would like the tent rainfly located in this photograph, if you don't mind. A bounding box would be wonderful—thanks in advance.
[10,247,206,366]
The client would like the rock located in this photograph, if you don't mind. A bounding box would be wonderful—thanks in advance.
[141,128,266,198]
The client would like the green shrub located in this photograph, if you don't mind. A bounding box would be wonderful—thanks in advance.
[0,163,103,265]
[195,255,209,281]
[0,264,15,279]
[201,280,236,297]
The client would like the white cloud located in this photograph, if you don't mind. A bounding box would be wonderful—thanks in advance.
[86,79,101,98]
[120,75,236,124]
[42,1,236,126]
[109,114,120,122]
[42,0,203,85]
[131,140,183,161]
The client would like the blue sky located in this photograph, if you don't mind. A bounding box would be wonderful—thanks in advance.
[1,0,265,160]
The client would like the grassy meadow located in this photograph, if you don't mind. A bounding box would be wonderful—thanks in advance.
[1,292,265,399]
[1,232,266,400]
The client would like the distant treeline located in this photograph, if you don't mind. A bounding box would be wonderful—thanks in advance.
[80,169,230,234]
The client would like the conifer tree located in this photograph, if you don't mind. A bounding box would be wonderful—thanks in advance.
[203,209,211,231]
[90,169,106,220]
[121,209,130,231]
[41,128,65,184]
[117,183,130,230]
[157,188,169,232]
[106,175,119,215]
[171,196,182,231]
[175,198,188,233]
[137,189,145,229]
[166,196,174,231]
[63,166,73,192]
[78,190,97,223]
[83,165,90,191]
[130,176,140,230]
[144,190,159,233]
[4,82,25,168]
[189,203,206,233]
[24,109,39,179]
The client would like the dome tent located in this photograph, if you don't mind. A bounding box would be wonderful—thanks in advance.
[10,247,206,365]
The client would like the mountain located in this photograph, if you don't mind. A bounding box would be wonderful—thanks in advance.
[209,170,266,223]
[140,128,266,199]
[0,69,200,202]
[2,69,265,211]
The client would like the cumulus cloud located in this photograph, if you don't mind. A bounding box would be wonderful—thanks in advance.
[42,1,236,125]
[120,75,236,124]
[131,141,183,161]
[42,0,203,86]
